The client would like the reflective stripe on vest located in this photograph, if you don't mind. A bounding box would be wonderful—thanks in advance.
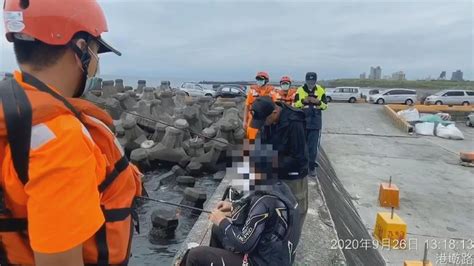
[0,73,141,265]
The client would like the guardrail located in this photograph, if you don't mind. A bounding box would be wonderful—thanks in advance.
[383,105,414,134]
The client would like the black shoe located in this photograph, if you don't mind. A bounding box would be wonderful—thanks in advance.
[309,168,317,177]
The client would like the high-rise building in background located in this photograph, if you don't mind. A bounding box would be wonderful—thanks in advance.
[369,66,382,80]
[360,72,366,79]
[392,71,406,81]
[451,70,463,81]
[438,71,446,80]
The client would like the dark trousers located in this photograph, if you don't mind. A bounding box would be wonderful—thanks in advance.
[306,129,321,170]
[180,226,244,266]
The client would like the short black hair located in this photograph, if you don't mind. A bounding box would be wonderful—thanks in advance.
[13,32,90,70]
[13,39,68,69]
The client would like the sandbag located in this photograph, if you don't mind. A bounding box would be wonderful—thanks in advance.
[436,124,464,140]
[415,122,435,136]
[397,108,420,122]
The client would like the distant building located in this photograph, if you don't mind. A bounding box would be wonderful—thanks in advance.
[451,70,463,81]
[368,66,382,80]
[392,71,406,81]
[438,71,446,80]
[383,75,392,80]
[360,72,366,79]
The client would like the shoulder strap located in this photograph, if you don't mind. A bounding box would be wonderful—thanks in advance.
[22,72,81,118]
[0,79,32,184]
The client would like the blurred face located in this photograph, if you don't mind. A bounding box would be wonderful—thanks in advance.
[306,80,316,88]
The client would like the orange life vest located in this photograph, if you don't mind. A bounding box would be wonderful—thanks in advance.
[276,88,297,105]
[0,73,142,265]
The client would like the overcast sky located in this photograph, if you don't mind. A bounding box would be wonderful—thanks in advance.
[1,0,473,81]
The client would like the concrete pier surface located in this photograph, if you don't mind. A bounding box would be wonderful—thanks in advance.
[322,103,474,265]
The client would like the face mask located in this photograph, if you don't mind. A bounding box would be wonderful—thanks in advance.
[256,80,266,86]
[76,47,100,97]
[281,84,290,91]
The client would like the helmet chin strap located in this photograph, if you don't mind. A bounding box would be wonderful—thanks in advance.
[69,38,92,98]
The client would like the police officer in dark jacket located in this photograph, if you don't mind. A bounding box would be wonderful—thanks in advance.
[294,72,328,177]
[250,96,309,226]
[180,143,302,266]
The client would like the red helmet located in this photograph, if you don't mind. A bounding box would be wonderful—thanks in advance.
[255,71,269,80]
[3,0,120,55]
[280,76,291,84]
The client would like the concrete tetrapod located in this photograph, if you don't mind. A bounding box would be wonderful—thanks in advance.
[101,80,116,98]
[159,91,176,116]
[147,124,190,164]
[114,79,125,93]
[149,208,179,241]
[136,80,146,94]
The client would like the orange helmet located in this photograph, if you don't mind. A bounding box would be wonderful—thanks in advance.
[255,71,270,81]
[280,76,291,84]
[3,0,120,55]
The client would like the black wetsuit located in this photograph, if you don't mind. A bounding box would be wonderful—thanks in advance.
[181,182,301,266]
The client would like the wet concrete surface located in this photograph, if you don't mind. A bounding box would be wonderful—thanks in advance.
[130,170,218,266]
[322,103,474,265]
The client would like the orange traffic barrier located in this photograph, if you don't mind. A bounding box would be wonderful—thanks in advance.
[404,261,433,266]
[374,208,407,248]
[460,151,474,163]
[404,243,433,266]
[379,176,400,208]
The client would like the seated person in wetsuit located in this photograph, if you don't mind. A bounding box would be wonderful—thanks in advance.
[179,142,303,266]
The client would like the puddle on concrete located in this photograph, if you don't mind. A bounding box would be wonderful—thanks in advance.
[130,170,218,266]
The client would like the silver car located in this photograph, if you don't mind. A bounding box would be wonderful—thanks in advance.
[179,82,216,97]
[369,89,417,105]
[424,90,474,106]
[326,87,361,103]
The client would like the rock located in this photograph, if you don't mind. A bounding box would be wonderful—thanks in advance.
[172,165,187,176]
[124,86,133,91]
[151,209,179,228]
[157,170,177,187]
[186,161,203,175]
[130,148,151,171]
[183,188,207,203]
[177,176,196,187]
[149,209,179,240]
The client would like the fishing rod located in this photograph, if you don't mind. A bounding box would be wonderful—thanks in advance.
[86,97,236,146]
[138,196,212,214]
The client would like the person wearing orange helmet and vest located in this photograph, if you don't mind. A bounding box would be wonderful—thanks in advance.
[244,71,277,140]
[276,76,297,105]
[0,0,142,265]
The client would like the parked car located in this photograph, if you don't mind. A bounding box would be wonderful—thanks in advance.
[0,72,13,81]
[369,89,417,105]
[424,90,474,106]
[179,82,216,97]
[326,87,361,103]
[215,85,247,98]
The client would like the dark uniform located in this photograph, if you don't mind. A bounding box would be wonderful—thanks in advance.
[181,182,301,266]
[294,72,328,176]
[250,97,309,228]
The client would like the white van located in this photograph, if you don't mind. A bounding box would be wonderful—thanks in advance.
[326,87,361,103]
